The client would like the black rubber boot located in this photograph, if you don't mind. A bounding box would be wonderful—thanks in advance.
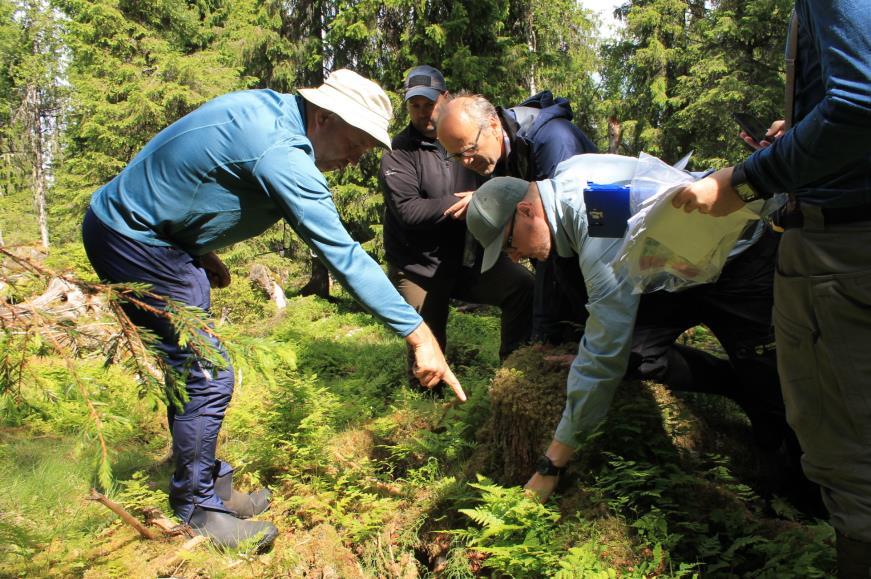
[837,531,871,579]
[214,465,271,519]
[189,507,278,551]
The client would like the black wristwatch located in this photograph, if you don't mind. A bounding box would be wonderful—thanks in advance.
[535,455,567,477]
[731,163,769,202]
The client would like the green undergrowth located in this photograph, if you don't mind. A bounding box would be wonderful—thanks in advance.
[0,281,837,577]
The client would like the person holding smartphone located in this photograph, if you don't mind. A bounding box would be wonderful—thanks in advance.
[673,3,871,576]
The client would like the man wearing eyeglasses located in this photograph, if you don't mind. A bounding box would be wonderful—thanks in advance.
[466,154,820,515]
[378,67,534,390]
[437,91,598,346]
[465,165,640,503]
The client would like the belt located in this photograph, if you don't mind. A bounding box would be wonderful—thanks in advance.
[821,203,871,225]
[779,200,871,229]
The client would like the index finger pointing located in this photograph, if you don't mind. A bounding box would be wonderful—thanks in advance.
[442,366,466,402]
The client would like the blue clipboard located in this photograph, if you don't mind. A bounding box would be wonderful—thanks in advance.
[583,182,631,238]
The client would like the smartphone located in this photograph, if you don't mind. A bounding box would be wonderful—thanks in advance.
[731,112,769,144]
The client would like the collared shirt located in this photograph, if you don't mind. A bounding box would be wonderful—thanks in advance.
[90,89,422,336]
[741,0,871,208]
[537,165,641,448]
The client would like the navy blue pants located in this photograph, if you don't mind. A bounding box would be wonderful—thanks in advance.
[82,208,233,522]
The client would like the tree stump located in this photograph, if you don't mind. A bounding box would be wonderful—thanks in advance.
[476,345,574,485]
[249,264,287,310]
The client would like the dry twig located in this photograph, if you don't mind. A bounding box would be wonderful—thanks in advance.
[87,489,159,540]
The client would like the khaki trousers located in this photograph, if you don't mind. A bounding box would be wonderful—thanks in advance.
[775,206,871,541]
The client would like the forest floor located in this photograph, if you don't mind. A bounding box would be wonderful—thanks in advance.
[0,249,836,578]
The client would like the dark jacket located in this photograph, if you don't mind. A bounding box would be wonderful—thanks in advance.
[495,91,598,181]
[741,0,871,208]
[379,124,483,278]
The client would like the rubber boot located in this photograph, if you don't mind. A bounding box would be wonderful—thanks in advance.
[837,531,871,579]
[189,507,278,551]
[213,462,271,519]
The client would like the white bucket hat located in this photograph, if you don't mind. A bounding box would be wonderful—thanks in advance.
[299,69,393,149]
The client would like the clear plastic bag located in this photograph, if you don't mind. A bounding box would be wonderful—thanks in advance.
[611,153,772,293]
[551,153,782,293]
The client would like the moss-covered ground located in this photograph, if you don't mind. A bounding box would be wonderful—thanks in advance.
[0,256,836,578]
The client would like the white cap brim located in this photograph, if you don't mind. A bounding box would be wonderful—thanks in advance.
[299,85,392,150]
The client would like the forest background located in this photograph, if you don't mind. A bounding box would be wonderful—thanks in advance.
[1,0,835,577]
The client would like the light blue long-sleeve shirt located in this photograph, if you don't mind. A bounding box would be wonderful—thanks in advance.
[90,89,422,336]
[537,163,641,448]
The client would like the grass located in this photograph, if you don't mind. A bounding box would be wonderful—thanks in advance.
[0,433,114,575]
[0,281,838,577]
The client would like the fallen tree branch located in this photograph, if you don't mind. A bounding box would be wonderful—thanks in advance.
[143,507,192,537]
[156,535,209,576]
[87,489,159,540]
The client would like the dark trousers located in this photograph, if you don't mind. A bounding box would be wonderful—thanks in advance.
[531,253,588,344]
[388,254,533,367]
[82,209,233,522]
[553,230,791,448]
[631,229,788,447]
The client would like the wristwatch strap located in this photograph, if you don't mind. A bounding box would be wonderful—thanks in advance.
[731,163,771,202]
[536,455,567,477]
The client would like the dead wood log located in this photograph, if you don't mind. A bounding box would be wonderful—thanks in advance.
[249,264,287,310]
[0,277,103,322]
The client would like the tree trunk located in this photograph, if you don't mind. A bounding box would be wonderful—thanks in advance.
[299,253,331,299]
[296,1,330,299]
[607,116,622,154]
[28,83,50,249]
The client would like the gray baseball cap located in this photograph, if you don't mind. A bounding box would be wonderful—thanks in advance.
[404,65,447,102]
[466,177,531,272]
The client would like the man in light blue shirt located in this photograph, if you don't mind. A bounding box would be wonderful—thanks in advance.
[466,163,640,502]
[82,69,464,549]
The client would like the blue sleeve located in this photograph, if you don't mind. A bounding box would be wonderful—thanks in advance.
[743,0,871,194]
[532,121,598,180]
[553,236,640,449]
[254,145,423,336]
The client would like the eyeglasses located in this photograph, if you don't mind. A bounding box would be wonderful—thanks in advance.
[446,127,483,161]
[504,210,518,250]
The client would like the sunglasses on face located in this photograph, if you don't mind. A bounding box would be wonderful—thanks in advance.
[446,127,484,161]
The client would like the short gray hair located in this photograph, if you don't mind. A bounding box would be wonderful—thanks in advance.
[441,91,497,129]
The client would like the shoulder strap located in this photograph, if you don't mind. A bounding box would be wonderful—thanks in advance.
[784,9,799,130]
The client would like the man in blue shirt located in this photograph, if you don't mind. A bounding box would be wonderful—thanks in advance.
[465,160,640,503]
[673,2,871,574]
[82,69,464,550]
